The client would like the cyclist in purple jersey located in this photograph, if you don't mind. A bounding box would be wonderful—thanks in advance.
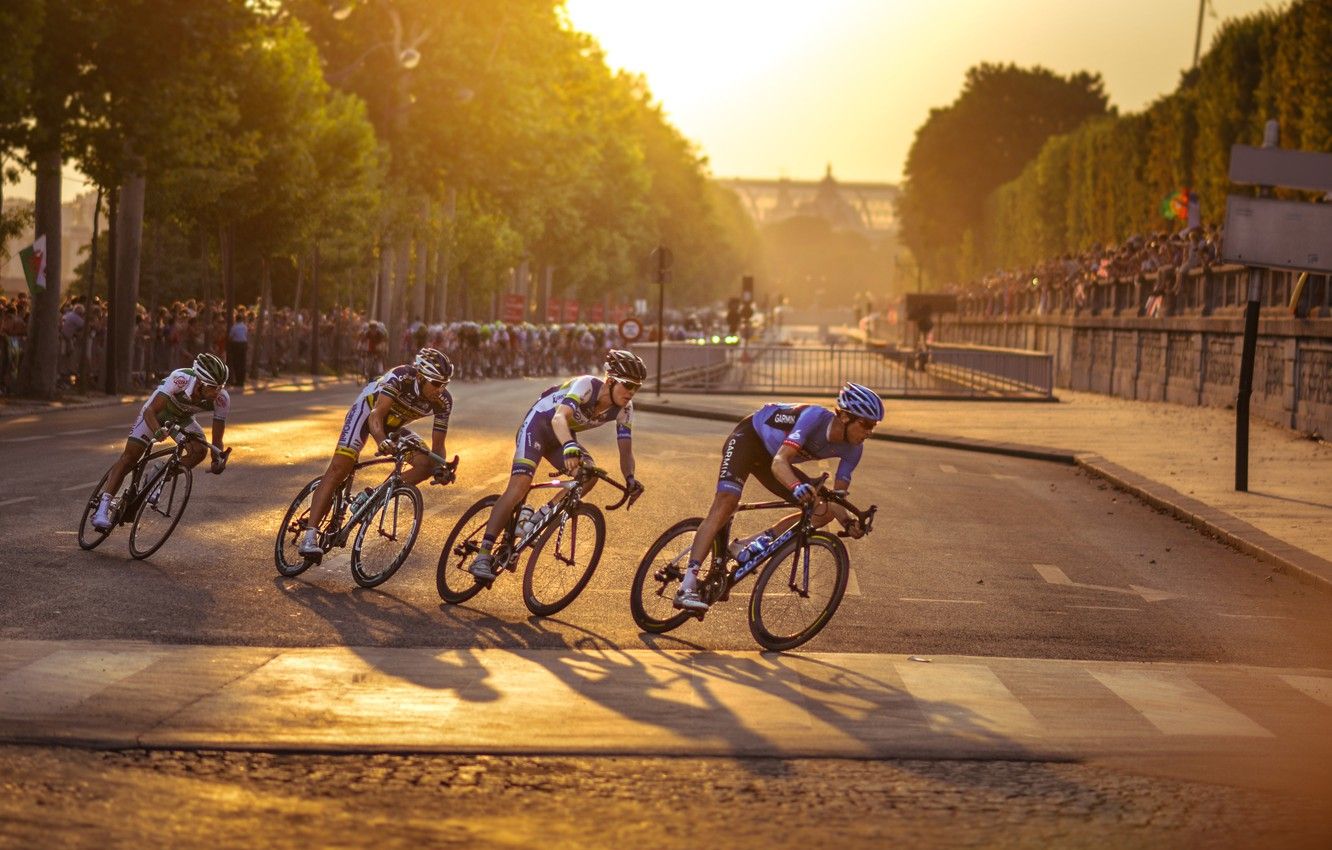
[468,350,648,581]
[674,382,884,612]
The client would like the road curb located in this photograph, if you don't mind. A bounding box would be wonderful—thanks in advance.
[635,400,1332,596]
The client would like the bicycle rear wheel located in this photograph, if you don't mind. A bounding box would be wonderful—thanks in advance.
[436,494,502,604]
[748,532,848,652]
[128,462,193,560]
[274,477,327,577]
[351,484,423,588]
[629,517,704,634]
[522,503,605,617]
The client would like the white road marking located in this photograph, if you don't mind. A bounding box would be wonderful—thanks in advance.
[1069,605,1140,612]
[1088,669,1272,737]
[991,473,1018,480]
[2,435,52,443]
[60,428,102,435]
[938,464,957,474]
[1032,563,1180,603]
[60,481,101,493]
[0,649,163,717]
[899,597,984,604]
[0,496,36,508]
[1280,675,1332,708]
[896,662,1043,738]
[1215,612,1292,620]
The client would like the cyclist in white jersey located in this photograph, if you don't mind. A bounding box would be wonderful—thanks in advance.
[297,347,455,557]
[467,350,647,580]
[91,353,231,530]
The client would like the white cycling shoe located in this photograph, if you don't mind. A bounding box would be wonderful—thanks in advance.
[297,528,323,558]
[91,497,114,532]
[673,586,710,612]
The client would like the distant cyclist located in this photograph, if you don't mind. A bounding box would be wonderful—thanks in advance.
[297,348,455,557]
[91,353,231,531]
[360,319,388,380]
[467,349,648,581]
[673,382,882,612]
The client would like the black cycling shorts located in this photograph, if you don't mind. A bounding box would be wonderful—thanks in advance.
[716,416,809,500]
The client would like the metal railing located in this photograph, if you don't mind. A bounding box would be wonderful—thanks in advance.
[637,342,1054,398]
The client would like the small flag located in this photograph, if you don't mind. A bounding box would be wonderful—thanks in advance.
[19,234,47,296]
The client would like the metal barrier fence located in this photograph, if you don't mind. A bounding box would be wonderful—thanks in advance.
[635,342,1054,398]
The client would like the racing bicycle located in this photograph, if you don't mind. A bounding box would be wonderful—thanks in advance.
[630,474,875,651]
[77,423,230,560]
[274,431,457,588]
[437,462,642,616]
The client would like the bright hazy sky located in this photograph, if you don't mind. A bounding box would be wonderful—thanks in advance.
[564,0,1281,183]
[9,0,1279,199]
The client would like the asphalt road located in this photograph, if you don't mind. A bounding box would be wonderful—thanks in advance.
[2,377,1330,669]
[3,378,1331,848]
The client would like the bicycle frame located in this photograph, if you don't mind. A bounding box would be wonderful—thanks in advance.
[121,429,226,523]
[326,439,454,550]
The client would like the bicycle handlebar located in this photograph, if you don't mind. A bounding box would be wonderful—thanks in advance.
[544,461,642,511]
[380,432,458,485]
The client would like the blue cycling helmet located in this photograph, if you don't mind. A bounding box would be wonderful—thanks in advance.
[837,382,884,421]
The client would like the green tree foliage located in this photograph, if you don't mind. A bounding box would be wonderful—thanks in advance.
[981,0,1329,272]
[899,63,1110,284]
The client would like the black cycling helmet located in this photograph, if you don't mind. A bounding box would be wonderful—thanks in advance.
[414,347,454,383]
[192,352,229,387]
[604,349,647,384]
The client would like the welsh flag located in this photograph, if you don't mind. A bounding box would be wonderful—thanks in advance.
[19,234,47,296]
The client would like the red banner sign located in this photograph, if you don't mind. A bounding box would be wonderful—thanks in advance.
[501,293,525,323]
[586,302,605,322]
[564,300,580,323]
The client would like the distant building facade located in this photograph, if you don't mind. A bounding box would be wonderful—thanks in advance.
[1,191,99,294]
[718,166,898,241]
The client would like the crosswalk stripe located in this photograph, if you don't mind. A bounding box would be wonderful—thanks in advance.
[0,649,162,717]
[895,662,1042,738]
[1088,669,1272,737]
[1280,674,1332,709]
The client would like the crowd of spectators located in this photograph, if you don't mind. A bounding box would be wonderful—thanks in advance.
[953,225,1225,318]
[0,290,682,396]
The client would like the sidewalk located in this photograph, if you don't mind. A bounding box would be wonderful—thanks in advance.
[0,374,359,420]
[635,389,1332,591]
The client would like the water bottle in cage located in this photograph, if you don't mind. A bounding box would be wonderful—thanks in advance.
[515,505,535,540]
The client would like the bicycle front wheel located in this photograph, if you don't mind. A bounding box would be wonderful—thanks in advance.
[351,484,423,588]
[629,517,704,634]
[77,469,115,551]
[436,494,502,604]
[522,503,605,617]
[128,462,194,560]
[748,532,849,652]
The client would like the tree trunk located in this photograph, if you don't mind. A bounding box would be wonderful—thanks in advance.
[20,148,63,399]
[77,188,103,392]
[103,189,119,395]
[110,171,146,393]
[375,236,391,322]
[256,257,271,377]
[391,232,410,361]
[412,199,429,326]
[220,223,235,337]
[310,243,320,376]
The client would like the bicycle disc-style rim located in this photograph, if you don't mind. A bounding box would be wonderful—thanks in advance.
[522,503,606,617]
[351,485,423,588]
[274,477,322,577]
[77,470,114,550]
[629,517,704,634]
[128,463,193,560]
[748,533,848,652]
[436,494,499,604]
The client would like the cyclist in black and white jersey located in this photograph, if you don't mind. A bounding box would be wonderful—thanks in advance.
[467,349,648,581]
[91,353,231,530]
[297,347,456,557]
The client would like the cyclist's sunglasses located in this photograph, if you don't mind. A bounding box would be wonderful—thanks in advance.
[423,378,448,389]
[616,379,642,392]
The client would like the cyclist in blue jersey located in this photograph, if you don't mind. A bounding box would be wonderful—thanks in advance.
[91,353,232,531]
[673,382,884,612]
[467,349,648,581]
[298,348,455,557]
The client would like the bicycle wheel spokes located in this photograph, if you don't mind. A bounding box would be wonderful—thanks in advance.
[437,494,499,604]
[522,504,606,617]
[748,534,849,652]
[77,469,116,550]
[629,517,702,634]
[128,462,193,560]
[274,477,324,577]
[351,485,422,588]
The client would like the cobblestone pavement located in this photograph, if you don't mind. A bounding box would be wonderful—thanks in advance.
[1,746,1329,850]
